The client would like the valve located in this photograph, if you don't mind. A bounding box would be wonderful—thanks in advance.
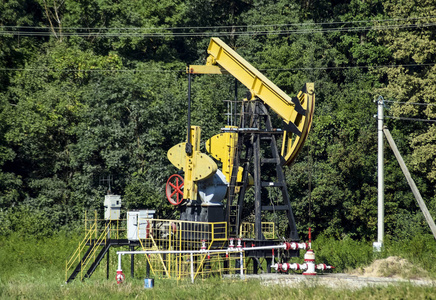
[165,174,184,205]
[302,249,316,276]
[201,239,207,251]
[228,238,235,250]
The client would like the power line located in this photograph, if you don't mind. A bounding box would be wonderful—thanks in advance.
[263,63,436,71]
[1,22,435,38]
[2,16,435,31]
[0,63,436,72]
[0,68,180,73]
[385,116,436,123]
[0,62,434,73]
[384,100,436,107]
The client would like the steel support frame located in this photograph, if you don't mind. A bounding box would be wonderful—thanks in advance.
[227,100,299,241]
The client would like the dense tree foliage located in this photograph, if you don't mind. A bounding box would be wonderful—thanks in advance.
[0,0,435,240]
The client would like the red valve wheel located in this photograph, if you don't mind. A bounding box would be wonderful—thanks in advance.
[166,174,184,205]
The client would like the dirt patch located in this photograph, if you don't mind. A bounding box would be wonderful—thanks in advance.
[245,272,436,290]
[348,256,430,280]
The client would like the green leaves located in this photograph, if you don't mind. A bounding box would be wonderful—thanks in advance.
[0,0,434,241]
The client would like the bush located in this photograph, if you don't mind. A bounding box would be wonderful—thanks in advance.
[0,230,81,277]
[312,234,373,272]
[383,233,436,275]
[0,206,54,238]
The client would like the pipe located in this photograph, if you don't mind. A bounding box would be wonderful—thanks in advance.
[316,264,335,271]
[270,247,334,275]
[240,251,244,279]
[115,241,309,283]
[272,249,275,273]
[190,253,194,284]
[117,253,122,271]
[271,263,334,272]
[116,241,300,256]
[308,227,312,249]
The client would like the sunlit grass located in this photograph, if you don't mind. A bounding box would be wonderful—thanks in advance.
[1,275,436,299]
[1,232,435,299]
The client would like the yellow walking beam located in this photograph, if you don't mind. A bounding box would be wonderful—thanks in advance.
[188,37,314,165]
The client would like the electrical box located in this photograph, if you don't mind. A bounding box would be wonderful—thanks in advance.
[127,210,155,241]
[104,195,122,220]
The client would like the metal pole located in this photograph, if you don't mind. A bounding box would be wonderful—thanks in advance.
[374,97,384,251]
[107,220,110,280]
[253,133,262,240]
[130,245,134,278]
[383,127,436,240]
[239,251,244,279]
[106,243,110,279]
[234,78,238,126]
[190,253,194,283]
[186,69,193,155]
[118,253,122,270]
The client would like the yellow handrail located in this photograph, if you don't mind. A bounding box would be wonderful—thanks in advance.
[79,221,111,280]
[67,215,241,282]
[65,222,97,282]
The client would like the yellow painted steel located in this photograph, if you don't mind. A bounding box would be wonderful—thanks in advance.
[205,126,241,183]
[189,38,315,166]
[239,222,275,239]
[65,219,112,282]
[66,214,254,281]
[186,65,227,75]
[134,219,246,280]
[167,126,217,200]
[205,38,299,122]
[281,83,315,165]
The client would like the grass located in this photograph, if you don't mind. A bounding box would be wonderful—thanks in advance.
[1,275,435,299]
[1,232,435,299]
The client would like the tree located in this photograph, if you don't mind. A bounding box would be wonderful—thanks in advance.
[374,0,436,237]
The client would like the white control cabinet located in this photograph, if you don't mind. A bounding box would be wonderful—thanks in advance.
[127,210,155,241]
[104,195,121,220]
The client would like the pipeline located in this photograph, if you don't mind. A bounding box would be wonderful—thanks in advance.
[115,239,333,283]
[116,240,306,257]
[271,248,334,275]
[272,263,334,272]
[115,240,301,282]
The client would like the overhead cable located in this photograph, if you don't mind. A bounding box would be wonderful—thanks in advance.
[385,116,436,123]
[1,22,435,37]
[1,15,435,31]
[0,62,435,73]
[383,100,436,107]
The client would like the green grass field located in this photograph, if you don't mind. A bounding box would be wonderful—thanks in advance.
[2,273,435,299]
[1,232,435,299]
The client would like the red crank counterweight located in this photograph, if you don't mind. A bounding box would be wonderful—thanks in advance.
[166,174,184,205]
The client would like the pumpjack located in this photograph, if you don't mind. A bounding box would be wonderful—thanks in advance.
[66,38,315,283]
[166,38,314,246]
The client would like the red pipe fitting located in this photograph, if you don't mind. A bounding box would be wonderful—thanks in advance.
[116,270,125,284]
